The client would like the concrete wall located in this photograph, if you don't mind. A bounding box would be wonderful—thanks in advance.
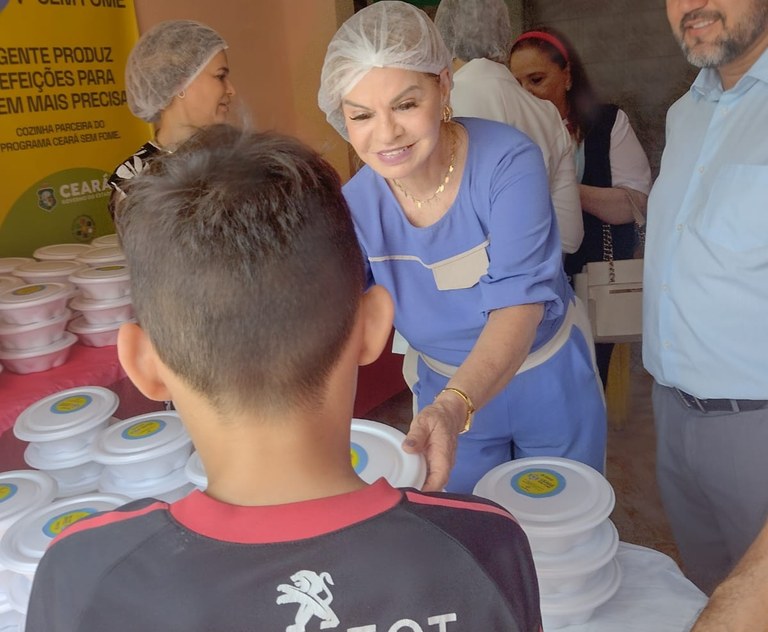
[522,0,697,176]
[133,0,354,179]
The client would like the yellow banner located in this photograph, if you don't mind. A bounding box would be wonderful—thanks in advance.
[0,0,151,256]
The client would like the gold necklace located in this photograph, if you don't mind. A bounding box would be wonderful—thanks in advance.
[392,126,457,209]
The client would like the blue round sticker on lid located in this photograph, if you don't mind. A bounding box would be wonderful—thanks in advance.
[42,507,98,538]
[121,419,167,440]
[511,468,566,498]
[0,483,18,504]
[50,394,93,415]
[350,442,369,474]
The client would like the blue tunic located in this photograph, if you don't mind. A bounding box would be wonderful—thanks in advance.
[344,118,606,492]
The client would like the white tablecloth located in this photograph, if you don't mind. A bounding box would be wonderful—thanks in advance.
[554,542,707,632]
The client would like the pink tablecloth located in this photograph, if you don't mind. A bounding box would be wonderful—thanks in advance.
[0,343,126,436]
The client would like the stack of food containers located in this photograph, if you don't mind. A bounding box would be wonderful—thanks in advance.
[0,470,58,630]
[66,243,132,347]
[0,492,129,624]
[185,418,427,490]
[92,412,195,502]
[67,264,132,347]
[14,387,120,497]
[0,282,77,374]
[474,457,621,629]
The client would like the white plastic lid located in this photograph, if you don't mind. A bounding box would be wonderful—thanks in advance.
[473,457,615,539]
[0,493,129,575]
[0,282,73,308]
[12,260,85,279]
[184,452,207,488]
[0,471,58,534]
[69,293,132,312]
[33,243,92,261]
[0,308,72,336]
[0,276,23,293]
[533,519,619,576]
[350,418,426,488]
[99,466,190,499]
[92,412,191,465]
[91,234,119,248]
[14,386,119,443]
[69,264,130,284]
[0,259,34,275]
[540,557,622,616]
[75,246,125,266]
[68,314,131,335]
[0,330,77,361]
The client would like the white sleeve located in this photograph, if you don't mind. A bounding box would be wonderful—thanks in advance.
[610,109,652,194]
[547,125,583,254]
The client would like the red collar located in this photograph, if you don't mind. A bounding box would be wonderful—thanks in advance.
[169,478,402,543]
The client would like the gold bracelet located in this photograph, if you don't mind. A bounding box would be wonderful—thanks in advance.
[436,387,475,434]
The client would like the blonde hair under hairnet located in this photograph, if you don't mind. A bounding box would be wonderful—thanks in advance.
[434,0,512,65]
[126,19,228,123]
[318,1,452,139]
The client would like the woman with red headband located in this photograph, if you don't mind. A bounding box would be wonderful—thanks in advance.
[510,26,652,386]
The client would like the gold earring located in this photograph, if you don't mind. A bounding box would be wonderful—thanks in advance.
[442,104,453,123]
[177,90,186,99]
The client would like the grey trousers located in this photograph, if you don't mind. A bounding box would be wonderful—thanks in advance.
[653,382,768,594]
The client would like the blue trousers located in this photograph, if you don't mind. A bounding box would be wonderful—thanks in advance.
[414,326,607,493]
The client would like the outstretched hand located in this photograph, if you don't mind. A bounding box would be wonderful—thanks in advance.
[402,398,466,492]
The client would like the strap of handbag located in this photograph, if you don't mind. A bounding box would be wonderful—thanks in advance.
[602,188,647,282]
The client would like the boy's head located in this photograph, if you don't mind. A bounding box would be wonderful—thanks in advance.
[116,124,366,414]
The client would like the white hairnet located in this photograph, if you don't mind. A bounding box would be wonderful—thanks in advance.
[126,20,228,123]
[434,0,512,65]
[318,0,452,139]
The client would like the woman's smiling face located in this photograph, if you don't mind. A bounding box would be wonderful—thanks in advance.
[341,67,450,181]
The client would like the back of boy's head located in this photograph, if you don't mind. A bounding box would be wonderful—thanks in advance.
[117,124,365,414]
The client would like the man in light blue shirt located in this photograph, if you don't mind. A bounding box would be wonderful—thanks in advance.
[644,0,768,595]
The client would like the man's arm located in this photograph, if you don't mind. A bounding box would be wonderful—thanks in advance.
[691,519,768,631]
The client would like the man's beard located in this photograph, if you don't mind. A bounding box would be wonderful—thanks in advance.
[677,3,768,68]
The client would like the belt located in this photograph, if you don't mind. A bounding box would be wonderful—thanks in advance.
[674,388,768,413]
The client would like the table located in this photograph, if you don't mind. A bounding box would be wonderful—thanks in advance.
[557,542,707,632]
[1,334,407,470]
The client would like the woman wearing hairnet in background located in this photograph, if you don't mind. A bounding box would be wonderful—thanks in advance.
[318,1,606,493]
[107,19,236,218]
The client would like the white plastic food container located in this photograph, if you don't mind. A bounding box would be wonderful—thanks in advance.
[0,471,58,541]
[99,467,194,503]
[92,412,193,482]
[14,386,120,455]
[0,276,24,294]
[533,519,619,595]
[473,457,615,555]
[33,243,92,262]
[68,294,133,325]
[0,331,77,374]
[0,570,24,628]
[350,418,427,488]
[0,493,129,598]
[12,260,86,285]
[68,264,130,300]
[184,451,207,490]
[540,557,622,629]
[24,443,104,498]
[0,282,74,325]
[0,258,34,275]
[91,234,119,248]
[68,315,130,348]
[0,308,72,351]
[7,572,30,616]
[75,245,125,268]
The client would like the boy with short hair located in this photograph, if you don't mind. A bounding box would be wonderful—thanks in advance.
[26,125,541,631]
